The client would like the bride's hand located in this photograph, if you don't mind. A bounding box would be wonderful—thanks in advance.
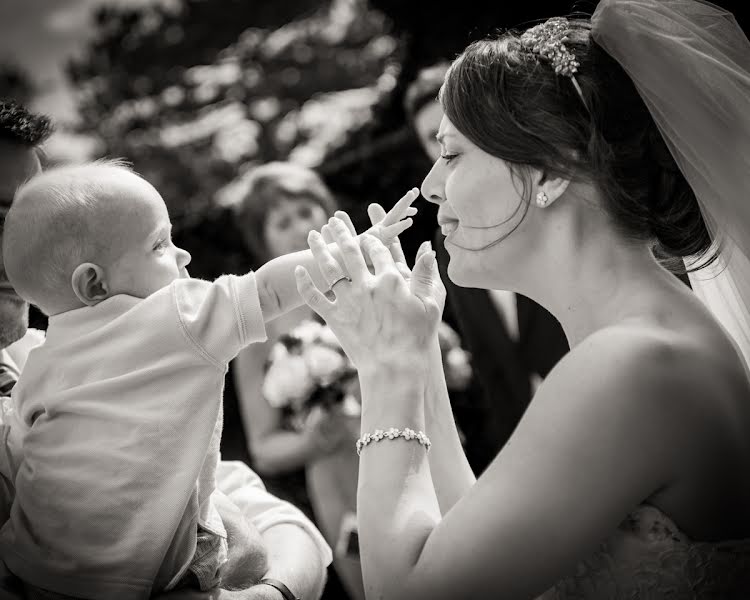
[321,202,446,319]
[294,217,442,375]
[365,202,447,319]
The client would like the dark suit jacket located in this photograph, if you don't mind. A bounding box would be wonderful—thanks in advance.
[434,232,569,473]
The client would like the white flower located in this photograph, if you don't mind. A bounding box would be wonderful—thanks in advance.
[444,347,473,391]
[317,325,342,348]
[437,321,461,351]
[292,320,325,345]
[303,344,347,384]
[340,393,361,417]
[262,354,314,408]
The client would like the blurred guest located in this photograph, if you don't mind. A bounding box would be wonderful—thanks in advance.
[227,162,364,600]
[405,64,570,468]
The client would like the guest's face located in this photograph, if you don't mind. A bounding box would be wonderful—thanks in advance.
[421,116,533,290]
[0,141,41,348]
[263,197,328,259]
[413,101,443,162]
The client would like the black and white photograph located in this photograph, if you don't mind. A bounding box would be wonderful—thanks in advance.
[0,0,749,598]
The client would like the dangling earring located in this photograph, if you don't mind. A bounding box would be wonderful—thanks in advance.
[536,191,549,207]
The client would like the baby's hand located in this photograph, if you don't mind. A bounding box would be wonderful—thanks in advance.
[364,188,420,245]
[322,188,419,248]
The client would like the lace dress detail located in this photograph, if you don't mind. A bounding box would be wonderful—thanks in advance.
[539,504,750,599]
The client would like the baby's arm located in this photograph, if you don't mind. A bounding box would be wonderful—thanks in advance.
[255,188,419,323]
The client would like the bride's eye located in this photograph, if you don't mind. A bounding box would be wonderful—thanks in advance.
[441,153,458,164]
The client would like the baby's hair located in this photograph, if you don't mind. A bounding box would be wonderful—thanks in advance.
[3,158,143,313]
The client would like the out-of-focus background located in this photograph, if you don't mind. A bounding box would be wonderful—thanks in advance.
[2,3,745,598]
[2,0,744,275]
[2,0,598,276]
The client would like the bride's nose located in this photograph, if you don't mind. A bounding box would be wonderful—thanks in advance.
[421,160,444,205]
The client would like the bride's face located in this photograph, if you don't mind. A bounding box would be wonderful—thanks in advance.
[421,116,534,289]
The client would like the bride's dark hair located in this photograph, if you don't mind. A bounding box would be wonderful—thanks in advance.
[440,18,715,271]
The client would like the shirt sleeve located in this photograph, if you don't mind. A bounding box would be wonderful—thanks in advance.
[174,273,268,365]
[214,460,332,567]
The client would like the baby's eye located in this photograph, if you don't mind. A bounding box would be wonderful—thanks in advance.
[153,239,169,252]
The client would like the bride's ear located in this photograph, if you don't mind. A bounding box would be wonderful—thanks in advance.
[71,263,110,306]
[534,172,571,208]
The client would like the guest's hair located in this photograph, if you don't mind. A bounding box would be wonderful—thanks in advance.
[404,63,451,122]
[441,20,714,270]
[0,99,54,146]
[232,162,337,263]
[3,159,144,312]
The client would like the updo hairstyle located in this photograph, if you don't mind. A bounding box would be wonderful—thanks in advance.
[441,19,714,271]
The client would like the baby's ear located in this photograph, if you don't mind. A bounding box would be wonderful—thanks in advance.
[71,263,109,306]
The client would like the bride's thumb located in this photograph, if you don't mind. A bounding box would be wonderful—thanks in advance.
[411,248,437,298]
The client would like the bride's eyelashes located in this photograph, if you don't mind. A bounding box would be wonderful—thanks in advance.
[440,153,459,164]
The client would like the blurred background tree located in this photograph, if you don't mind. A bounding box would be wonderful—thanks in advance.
[69,0,743,276]
[68,0,401,277]
[0,62,35,105]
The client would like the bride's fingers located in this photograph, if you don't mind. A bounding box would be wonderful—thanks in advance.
[361,234,396,275]
[295,266,335,319]
[308,229,347,288]
[415,240,432,262]
[328,217,369,282]
[320,223,333,244]
[410,249,439,306]
[334,210,357,236]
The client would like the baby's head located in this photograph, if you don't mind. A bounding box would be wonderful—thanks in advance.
[3,159,191,315]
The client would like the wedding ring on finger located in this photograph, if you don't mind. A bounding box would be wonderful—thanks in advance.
[328,273,352,293]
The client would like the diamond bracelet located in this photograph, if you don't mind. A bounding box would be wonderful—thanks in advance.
[356,427,432,456]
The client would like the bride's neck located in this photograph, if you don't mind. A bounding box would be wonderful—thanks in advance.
[520,233,685,349]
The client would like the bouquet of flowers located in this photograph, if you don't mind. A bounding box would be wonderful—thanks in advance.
[438,321,473,392]
[262,319,472,431]
[262,320,361,431]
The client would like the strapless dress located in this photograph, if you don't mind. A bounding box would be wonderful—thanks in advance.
[539,504,750,599]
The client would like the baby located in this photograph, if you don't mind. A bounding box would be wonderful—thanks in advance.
[0,160,415,599]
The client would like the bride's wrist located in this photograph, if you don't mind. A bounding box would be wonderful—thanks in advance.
[357,358,427,386]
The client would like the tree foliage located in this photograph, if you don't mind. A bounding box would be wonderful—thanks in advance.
[69,0,401,277]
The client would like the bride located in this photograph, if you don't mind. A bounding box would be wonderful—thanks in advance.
[293,0,750,598]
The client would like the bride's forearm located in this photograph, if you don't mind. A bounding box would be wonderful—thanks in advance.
[356,368,441,599]
[425,337,476,514]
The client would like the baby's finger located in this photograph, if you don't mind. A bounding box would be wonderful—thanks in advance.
[367,203,387,226]
[381,188,420,227]
[295,266,335,319]
[380,217,413,242]
[368,202,408,266]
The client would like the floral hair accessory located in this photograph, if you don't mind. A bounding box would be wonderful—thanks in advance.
[519,17,587,109]
[520,17,580,76]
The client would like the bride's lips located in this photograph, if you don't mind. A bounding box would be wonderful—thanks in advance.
[437,214,459,237]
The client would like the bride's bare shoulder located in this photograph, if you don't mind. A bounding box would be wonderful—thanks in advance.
[548,317,747,409]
